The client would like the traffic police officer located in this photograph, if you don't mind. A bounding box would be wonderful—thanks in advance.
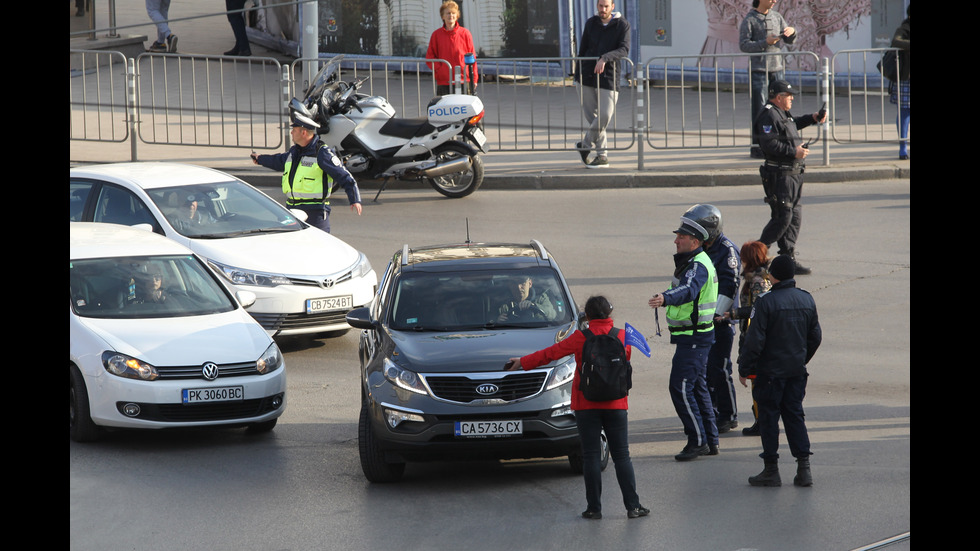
[252,110,362,233]
[753,79,826,274]
[690,205,742,434]
[649,210,720,461]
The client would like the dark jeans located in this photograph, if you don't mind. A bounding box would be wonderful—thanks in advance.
[753,374,811,461]
[574,408,640,513]
[226,0,249,53]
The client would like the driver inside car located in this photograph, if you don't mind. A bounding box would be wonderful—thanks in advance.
[494,275,556,323]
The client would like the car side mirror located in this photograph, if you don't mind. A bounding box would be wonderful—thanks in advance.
[346,307,377,330]
[236,290,257,308]
[577,312,589,331]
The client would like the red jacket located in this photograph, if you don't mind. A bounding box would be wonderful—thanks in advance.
[521,318,631,411]
[426,25,478,86]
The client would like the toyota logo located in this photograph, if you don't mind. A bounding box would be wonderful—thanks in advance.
[475,383,499,395]
[202,362,219,381]
[320,278,335,289]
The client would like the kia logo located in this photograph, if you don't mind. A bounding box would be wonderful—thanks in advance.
[202,362,219,381]
[475,383,499,395]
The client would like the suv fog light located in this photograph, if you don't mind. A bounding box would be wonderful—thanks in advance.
[122,403,141,417]
[551,405,572,418]
[384,408,424,428]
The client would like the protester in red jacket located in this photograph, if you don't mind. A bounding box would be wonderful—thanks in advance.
[507,296,648,520]
[426,1,477,95]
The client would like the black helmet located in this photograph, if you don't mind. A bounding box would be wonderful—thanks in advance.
[677,204,722,243]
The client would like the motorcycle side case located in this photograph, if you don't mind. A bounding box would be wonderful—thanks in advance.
[426,94,484,124]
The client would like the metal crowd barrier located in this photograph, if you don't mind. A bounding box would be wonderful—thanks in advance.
[136,52,283,149]
[830,48,906,145]
[70,50,131,143]
[70,49,902,165]
[70,49,284,159]
[476,57,635,152]
[641,51,824,152]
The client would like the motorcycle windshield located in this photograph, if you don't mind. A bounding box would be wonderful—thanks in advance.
[305,55,344,100]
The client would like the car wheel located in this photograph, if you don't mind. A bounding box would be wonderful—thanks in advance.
[568,430,610,474]
[358,404,405,482]
[70,365,100,443]
[246,418,278,433]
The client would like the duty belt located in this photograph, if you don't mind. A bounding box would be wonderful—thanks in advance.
[764,160,803,170]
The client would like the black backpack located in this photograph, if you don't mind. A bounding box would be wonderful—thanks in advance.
[579,328,632,402]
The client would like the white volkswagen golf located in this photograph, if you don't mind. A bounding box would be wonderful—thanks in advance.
[70,163,377,337]
[70,223,287,441]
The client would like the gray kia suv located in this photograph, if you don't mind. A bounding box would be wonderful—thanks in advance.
[346,241,608,482]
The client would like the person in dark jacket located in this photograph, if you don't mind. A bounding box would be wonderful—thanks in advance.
[754,79,826,275]
[574,0,630,169]
[737,254,821,487]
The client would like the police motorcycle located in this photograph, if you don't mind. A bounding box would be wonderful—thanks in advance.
[292,55,487,199]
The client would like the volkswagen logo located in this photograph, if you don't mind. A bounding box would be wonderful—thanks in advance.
[202,362,219,381]
[475,383,499,396]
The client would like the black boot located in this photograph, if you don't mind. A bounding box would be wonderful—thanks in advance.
[749,462,781,487]
[742,422,760,436]
[794,457,812,487]
[786,249,811,275]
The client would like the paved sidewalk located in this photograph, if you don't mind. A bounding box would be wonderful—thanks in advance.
[69,1,910,189]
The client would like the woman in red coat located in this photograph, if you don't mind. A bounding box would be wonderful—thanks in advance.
[508,296,648,520]
[426,1,477,96]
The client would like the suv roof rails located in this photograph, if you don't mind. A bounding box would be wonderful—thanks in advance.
[401,244,410,266]
[529,239,548,260]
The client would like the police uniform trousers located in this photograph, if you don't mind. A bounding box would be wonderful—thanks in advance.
[296,204,331,233]
[753,373,811,461]
[669,344,719,447]
[706,321,738,423]
[759,166,803,255]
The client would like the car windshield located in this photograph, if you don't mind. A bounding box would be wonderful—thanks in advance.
[388,267,573,331]
[70,254,237,319]
[144,181,303,238]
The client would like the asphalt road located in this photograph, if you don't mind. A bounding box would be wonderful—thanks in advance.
[69,181,910,551]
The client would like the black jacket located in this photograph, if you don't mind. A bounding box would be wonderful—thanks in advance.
[576,13,630,91]
[737,279,821,379]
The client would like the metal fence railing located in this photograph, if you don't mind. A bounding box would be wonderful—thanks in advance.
[70,49,903,166]
[70,50,131,143]
[830,48,907,146]
[476,57,635,153]
[136,52,284,149]
[642,51,824,151]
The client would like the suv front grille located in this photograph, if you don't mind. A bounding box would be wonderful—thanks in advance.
[423,372,548,403]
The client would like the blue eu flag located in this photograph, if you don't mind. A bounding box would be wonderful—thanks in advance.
[624,323,651,357]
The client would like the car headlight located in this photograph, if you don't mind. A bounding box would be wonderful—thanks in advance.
[544,356,576,391]
[383,358,428,395]
[102,351,159,381]
[256,342,283,374]
[208,259,290,287]
[351,252,372,279]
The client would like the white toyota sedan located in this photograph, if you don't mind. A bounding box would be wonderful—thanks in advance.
[70,223,287,441]
[70,162,377,337]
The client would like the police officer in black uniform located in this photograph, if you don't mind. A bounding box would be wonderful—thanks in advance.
[753,80,826,275]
